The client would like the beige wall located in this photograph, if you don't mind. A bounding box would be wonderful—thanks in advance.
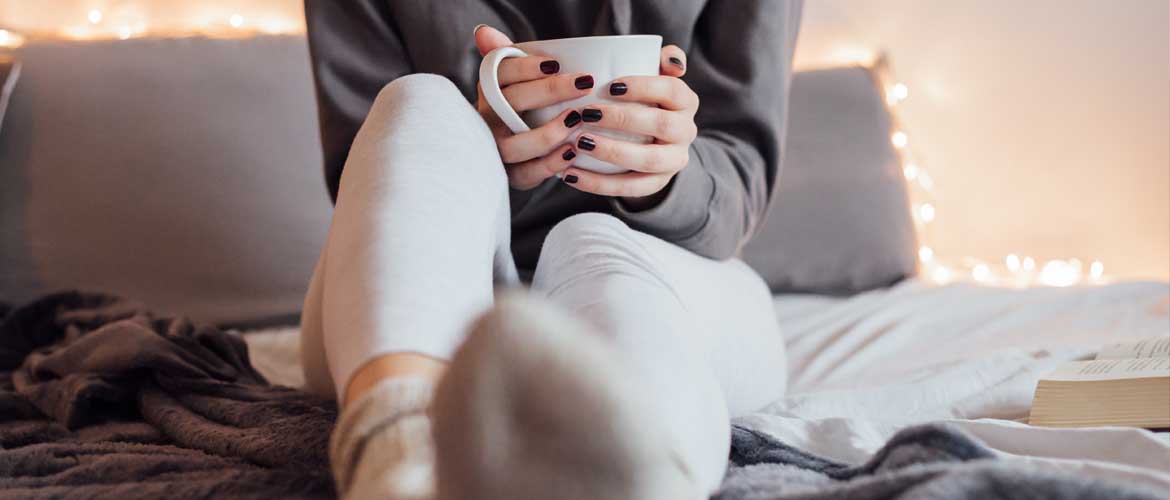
[4,0,1167,280]
[795,0,1169,281]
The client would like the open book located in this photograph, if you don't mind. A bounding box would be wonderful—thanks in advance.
[1029,337,1169,429]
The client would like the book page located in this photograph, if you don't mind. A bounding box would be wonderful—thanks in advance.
[1046,357,1170,381]
[1097,337,1170,360]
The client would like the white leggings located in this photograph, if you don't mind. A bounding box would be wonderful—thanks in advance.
[300,74,787,492]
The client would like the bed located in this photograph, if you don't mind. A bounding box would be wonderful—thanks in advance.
[240,279,1170,493]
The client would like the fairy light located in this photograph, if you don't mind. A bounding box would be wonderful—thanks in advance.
[6,5,303,42]
[891,131,908,149]
[918,203,936,223]
[877,75,1109,288]
[918,246,934,262]
[0,28,25,48]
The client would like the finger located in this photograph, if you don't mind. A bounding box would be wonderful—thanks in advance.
[503,73,594,112]
[506,144,578,190]
[474,25,513,56]
[578,104,696,144]
[561,168,674,198]
[497,108,582,164]
[660,45,687,77]
[605,75,697,112]
[574,134,689,174]
[498,56,561,86]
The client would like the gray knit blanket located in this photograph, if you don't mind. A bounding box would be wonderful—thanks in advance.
[0,292,1163,499]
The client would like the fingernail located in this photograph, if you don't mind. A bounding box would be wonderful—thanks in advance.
[562,149,576,161]
[540,60,560,74]
[473,24,488,36]
[577,136,596,151]
[564,110,581,127]
[609,82,628,96]
[564,174,579,184]
[574,75,594,90]
[669,57,685,70]
[582,108,602,122]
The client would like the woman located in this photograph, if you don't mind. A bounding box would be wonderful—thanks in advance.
[300,1,803,498]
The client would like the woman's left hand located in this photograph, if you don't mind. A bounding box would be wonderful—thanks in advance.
[560,45,698,210]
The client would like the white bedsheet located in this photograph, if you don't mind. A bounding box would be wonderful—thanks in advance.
[243,279,1170,488]
[746,279,1170,489]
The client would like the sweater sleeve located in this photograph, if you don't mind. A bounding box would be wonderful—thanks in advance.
[611,0,803,260]
[304,0,415,202]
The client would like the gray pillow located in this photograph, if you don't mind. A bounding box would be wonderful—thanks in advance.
[742,66,918,295]
[0,36,331,325]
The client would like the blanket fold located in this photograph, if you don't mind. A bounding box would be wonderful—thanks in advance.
[0,291,336,499]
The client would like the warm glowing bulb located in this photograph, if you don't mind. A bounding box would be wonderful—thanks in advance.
[0,30,9,46]
[1006,254,1021,272]
[932,266,952,284]
[918,246,934,262]
[903,164,919,180]
[118,26,133,40]
[1039,260,1079,287]
[893,83,909,99]
[972,264,991,282]
[230,14,245,28]
[891,131,908,149]
[918,203,936,223]
[1090,261,1104,279]
[1023,256,1036,271]
[88,9,103,24]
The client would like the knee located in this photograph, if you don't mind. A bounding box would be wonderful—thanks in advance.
[372,74,470,115]
[535,213,654,285]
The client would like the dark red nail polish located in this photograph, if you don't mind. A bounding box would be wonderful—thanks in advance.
[574,75,594,90]
[577,136,596,151]
[562,149,576,161]
[564,110,581,127]
[669,57,684,70]
[609,82,628,96]
[564,174,579,184]
[540,60,560,74]
[582,108,602,122]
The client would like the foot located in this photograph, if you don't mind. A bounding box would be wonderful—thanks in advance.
[330,376,437,500]
[431,292,703,500]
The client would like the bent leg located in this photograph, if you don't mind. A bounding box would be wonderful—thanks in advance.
[531,213,788,493]
[299,73,517,401]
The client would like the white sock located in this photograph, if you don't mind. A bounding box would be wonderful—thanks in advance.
[330,376,437,500]
[431,292,704,500]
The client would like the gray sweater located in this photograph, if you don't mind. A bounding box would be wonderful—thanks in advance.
[304,0,802,271]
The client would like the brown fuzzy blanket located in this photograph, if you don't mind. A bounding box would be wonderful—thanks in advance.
[0,292,337,499]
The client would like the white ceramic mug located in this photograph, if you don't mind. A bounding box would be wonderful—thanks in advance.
[479,35,663,174]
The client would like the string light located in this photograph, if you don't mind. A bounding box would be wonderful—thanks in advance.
[903,163,919,181]
[891,131,908,149]
[878,76,1109,288]
[229,14,245,29]
[918,203,936,223]
[88,9,103,25]
[0,29,24,48]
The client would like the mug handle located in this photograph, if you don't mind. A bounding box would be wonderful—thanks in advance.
[478,46,531,134]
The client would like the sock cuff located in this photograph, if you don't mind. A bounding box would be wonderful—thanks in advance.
[330,376,436,495]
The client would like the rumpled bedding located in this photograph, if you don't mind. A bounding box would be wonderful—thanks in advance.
[1,289,1167,499]
[0,292,336,499]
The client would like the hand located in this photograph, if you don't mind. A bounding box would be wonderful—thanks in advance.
[560,45,698,210]
[474,26,595,190]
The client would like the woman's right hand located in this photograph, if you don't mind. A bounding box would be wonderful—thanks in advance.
[474,25,594,190]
